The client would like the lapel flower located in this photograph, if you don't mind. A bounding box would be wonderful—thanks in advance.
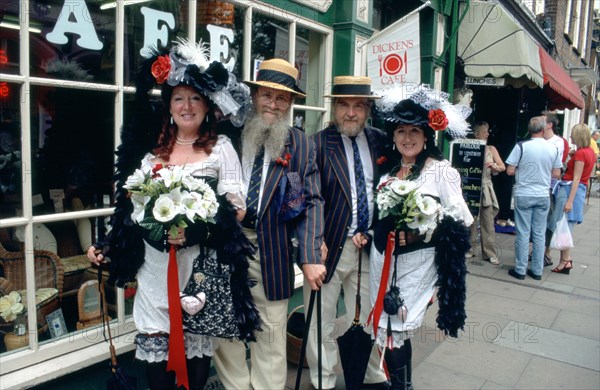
[276,152,292,167]
[376,156,388,165]
[428,108,448,131]
[151,55,171,84]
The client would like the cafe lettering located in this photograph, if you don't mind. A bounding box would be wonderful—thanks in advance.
[45,0,235,66]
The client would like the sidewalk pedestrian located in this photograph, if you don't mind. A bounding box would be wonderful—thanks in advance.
[469,121,505,265]
[547,124,597,274]
[505,116,562,281]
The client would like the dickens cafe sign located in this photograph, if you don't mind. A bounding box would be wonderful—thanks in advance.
[44,0,236,69]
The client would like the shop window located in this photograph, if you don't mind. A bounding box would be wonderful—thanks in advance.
[124,0,189,86]
[29,0,115,84]
[0,82,22,218]
[196,1,241,75]
[30,86,115,217]
[249,13,289,77]
[0,1,19,75]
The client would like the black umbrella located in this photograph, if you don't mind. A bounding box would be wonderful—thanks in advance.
[337,246,373,390]
[294,288,322,390]
[98,267,137,390]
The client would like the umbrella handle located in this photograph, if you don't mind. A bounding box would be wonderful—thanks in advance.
[98,266,118,367]
[294,289,316,390]
[317,290,322,390]
[353,245,363,324]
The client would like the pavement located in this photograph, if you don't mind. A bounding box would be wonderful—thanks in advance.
[275,193,600,390]
[34,193,600,390]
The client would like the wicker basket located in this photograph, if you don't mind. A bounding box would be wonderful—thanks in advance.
[286,305,308,368]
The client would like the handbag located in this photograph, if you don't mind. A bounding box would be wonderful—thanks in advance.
[181,248,239,338]
[550,214,573,250]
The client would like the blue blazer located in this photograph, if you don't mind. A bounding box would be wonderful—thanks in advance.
[255,127,324,300]
[312,125,387,283]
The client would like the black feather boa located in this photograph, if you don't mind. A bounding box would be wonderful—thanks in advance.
[212,196,262,342]
[434,215,471,338]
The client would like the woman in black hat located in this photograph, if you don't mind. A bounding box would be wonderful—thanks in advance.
[369,85,473,389]
[87,39,260,390]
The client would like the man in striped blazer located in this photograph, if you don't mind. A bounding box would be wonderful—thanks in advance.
[213,58,326,390]
[303,76,389,389]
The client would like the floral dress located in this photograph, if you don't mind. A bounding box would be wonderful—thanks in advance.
[369,160,473,348]
[133,135,245,362]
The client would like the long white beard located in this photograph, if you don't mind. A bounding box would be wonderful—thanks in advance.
[242,111,289,160]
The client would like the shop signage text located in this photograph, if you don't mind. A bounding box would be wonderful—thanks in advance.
[450,139,486,216]
[44,0,236,70]
[367,12,421,88]
[465,77,505,86]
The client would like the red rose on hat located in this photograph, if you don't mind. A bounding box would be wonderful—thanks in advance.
[428,109,448,131]
[151,55,171,84]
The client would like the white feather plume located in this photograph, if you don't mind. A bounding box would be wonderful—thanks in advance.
[173,37,211,72]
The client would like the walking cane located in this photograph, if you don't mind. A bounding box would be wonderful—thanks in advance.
[295,288,323,390]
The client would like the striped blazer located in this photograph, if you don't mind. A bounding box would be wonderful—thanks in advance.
[255,127,324,301]
[312,125,387,283]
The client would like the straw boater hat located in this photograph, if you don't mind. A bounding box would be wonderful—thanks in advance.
[325,76,381,99]
[244,58,306,97]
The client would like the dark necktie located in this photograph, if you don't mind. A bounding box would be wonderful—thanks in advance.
[350,137,369,234]
[242,148,264,229]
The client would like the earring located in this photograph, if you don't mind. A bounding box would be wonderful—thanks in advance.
[424,143,427,150]
[170,116,173,125]
[205,115,209,123]
[393,143,396,150]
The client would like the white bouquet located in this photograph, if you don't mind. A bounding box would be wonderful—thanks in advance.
[376,177,443,242]
[124,163,219,241]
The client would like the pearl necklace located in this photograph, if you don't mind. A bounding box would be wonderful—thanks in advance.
[175,135,198,146]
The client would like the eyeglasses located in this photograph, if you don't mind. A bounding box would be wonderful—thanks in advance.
[257,91,291,109]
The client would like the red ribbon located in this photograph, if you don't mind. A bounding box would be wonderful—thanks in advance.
[166,245,189,389]
[367,232,395,340]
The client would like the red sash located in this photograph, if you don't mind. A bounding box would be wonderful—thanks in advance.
[367,232,395,340]
[167,245,189,389]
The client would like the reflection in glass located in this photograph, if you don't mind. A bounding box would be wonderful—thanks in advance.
[0,1,20,75]
[0,82,22,218]
[30,86,115,216]
[124,0,189,86]
[29,0,115,83]
[197,1,239,74]
[250,13,289,75]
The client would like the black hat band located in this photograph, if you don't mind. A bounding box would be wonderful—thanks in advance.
[331,83,372,96]
[256,69,298,89]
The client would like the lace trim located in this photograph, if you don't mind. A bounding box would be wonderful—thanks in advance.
[375,327,414,349]
[134,333,214,362]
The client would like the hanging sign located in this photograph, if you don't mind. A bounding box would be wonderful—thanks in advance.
[367,12,421,88]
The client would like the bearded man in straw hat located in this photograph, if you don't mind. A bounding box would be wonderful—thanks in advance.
[303,76,390,389]
[212,58,327,389]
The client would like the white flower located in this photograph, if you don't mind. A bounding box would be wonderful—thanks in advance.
[182,175,203,191]
[168,187,185,208]
[417,196,440,216]
[181,191,203,220]
[124,169,146,189]
[389,179,417,196]
[153,196,178,222]
[130,193,151,223]
[157,165,185,187]
[8,291,21,303]
[0,293,25,322]
[11,303,24,315]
